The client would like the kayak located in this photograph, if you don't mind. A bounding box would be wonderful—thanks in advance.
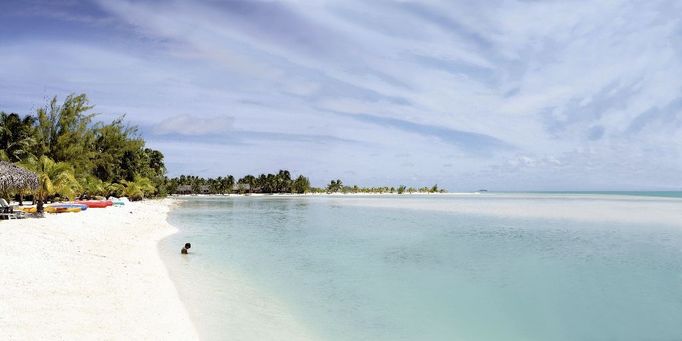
[108,197,127,206]
[19,204,81,213]
[74,200,113,208]
[18,205,83,213]
[52,203,88,211]
[45,206,80,213]
[18,206,37,213]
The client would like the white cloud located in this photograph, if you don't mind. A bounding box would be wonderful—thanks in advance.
[3,0,682,189]
[154,114,234,136]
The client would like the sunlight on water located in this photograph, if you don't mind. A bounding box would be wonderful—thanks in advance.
[160,194,682,340]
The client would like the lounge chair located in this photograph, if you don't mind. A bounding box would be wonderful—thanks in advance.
[0,198,23,219]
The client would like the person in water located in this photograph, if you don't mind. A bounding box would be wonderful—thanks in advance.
[181,242,191,254]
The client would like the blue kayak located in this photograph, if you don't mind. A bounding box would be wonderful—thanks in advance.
[50,203,88,211]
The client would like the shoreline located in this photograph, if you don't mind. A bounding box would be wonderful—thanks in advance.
[169,191,682,200]
[0,199,199,340]
[161,198,316,340]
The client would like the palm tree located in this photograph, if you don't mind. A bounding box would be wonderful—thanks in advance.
[0,112,37,162]
[214,176,224,194]
[327,179,343,193]
[244,175,256,194]
[226,175,235,194]
[105,182,125,197]
[122,176,155,201]
[292,175,311,194]
[219,175,234,195]
[79,176,106,199]
[21,156,79,215]
[277,170,292,193]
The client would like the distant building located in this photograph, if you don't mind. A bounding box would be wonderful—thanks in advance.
[176,185,192,195]
[176,184,211,194]
[233,183,250,192]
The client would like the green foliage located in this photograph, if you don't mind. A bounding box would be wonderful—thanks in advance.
[35,94,96,177]
[291,175,311,194]
[106,182,126,198]
[0,112,37,162]
[20,156,80,213]
[121,176,155,201]
[167,173,447,195]
[238,174,257,193]
[326,179,343,193]
[1,94,167,203]
[79,176,106,198]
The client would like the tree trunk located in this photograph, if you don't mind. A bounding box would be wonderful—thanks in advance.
[19,193,23,206]
[37,199,45,217]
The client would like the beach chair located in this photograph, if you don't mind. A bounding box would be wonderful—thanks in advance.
[0,198,21,220]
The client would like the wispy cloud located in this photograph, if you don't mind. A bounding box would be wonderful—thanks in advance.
[328,110,512,153]
[154,114,235,136]
[2,0,682,189]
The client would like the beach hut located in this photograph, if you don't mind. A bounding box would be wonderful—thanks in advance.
[176,185,192,195]
[0,161,38,219]
[0,161,39,195]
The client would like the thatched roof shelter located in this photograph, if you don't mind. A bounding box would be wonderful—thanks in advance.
[0,161,38,193]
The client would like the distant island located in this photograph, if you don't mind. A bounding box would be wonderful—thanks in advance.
[168,173,446,195]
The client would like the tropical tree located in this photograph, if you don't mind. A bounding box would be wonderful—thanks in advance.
[326,179,343,193]
[276,169,292,193]
[0,112,37,162]
[121,176,155,201]
[2,94,168,200]
[238,175,256,194]
[105,182,125,198]
[35,94,96,176]
[190,177,202,194]
[21,156,79,215]
[291,175,311,194]
[219,175,235,194]
[79,176,106,199]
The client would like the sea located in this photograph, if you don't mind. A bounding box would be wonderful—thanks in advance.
[159,193,682,340]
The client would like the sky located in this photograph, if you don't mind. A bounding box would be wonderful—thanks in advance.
[1,0,682,190]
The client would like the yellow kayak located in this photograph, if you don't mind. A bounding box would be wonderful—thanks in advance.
[19,206,81,213]
[46,207,81,213]
[18,206,37,213]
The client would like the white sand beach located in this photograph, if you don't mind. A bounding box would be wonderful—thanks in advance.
[0,199,199,340]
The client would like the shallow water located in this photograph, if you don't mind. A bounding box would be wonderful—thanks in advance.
[160,194,682,340]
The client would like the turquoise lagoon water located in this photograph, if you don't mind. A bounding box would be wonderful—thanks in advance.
[160,194,682,340]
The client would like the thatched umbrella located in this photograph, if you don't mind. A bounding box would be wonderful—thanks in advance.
[0,161,39,201]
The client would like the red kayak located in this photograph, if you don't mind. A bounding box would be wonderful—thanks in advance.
[74,200,113,208]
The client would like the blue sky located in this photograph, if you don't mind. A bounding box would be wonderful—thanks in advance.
[2,0,682,190]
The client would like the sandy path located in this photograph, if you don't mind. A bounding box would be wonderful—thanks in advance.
[0,199,198,340]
